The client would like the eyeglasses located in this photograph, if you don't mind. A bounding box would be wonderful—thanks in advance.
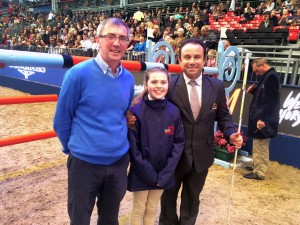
[100,33,129,43]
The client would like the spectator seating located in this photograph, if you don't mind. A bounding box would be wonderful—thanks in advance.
[207,12,299,46]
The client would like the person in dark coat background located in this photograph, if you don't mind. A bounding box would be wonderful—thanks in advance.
[159,38,243,225]
[128,67,185,225]
[258,13,274,29]
[244,57,280,180]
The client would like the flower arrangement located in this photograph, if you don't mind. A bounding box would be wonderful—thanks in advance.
[214,130,247,154]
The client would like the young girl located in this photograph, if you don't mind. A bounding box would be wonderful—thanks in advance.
[128,67,185,225]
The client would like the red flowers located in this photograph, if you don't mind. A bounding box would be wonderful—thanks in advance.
[214,130,247,153]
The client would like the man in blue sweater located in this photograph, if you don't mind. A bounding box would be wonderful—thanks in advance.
[53,18,134,225]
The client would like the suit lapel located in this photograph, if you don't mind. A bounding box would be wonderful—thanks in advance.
[199,76,213,120]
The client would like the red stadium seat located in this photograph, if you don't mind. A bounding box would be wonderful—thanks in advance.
[288,26,299,42]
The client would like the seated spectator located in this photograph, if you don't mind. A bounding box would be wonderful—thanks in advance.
[185,24,194,39]
[264,0,275,14]
[234,2,243,16]
[240,8,255,23]
[205,49,218,78]
[220,3,228,13]
[133,36,146,52]
[127,34,136,51]
[55,38,66,49]
[256,2,267,15]
[270,10,279,26]
[148,24,162,43]
[244,2,254,14]
[174,28,186,54]
[259,13,274,29]
[80,33,92,50]
[291,9,300,25]
[194,14,204,30]
[287,0,298,14]
[89,36,98,51]
[278,9,293,25]
[212,6,223,20]
[200,9,209,25]
[47,37,57,48]
[275,1,286,15]
[200,25,217,42]
[191,27,201,39]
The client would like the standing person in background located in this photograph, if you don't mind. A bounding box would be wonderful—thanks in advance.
[128,67,185,225]
[159,38,243,225]
[244,58,280,180]
[53,18,134,225]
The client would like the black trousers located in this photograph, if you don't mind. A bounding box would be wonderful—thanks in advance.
[67,152,129,225]
[159,164,208,225]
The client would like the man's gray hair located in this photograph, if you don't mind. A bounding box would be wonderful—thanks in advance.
[97,18,130,37]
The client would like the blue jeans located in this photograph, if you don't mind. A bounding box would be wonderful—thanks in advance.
[67,152,129,225]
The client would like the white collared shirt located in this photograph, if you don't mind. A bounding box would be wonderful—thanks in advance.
[94,54,122,78]
[183,73,202,108]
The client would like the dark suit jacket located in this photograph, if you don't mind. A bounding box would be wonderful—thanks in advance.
[167,74,237,172]
[248,68,280,138]
[258,20,274,29]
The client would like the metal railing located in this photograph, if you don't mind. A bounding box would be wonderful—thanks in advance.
[238,45,300,86]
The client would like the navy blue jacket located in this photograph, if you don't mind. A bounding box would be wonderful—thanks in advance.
[127,97,185,192]
[248,67,280,138]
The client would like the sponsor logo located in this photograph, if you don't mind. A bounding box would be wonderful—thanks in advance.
[9,66,46,79]
[279,91,300,127]
[164,126,174,135]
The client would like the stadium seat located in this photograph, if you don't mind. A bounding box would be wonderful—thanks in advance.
[288,26,300,43]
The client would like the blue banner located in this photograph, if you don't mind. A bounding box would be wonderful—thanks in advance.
[0,66,67,87]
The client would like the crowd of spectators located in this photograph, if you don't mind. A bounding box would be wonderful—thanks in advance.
[0,0,299,58]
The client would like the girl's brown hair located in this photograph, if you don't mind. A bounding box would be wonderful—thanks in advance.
[132,67,169,106]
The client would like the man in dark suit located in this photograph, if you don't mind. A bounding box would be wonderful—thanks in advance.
[159,38,243,225]
[244,58,280,180]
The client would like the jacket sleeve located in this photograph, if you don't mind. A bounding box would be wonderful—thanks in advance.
[258,74,280,122]
[128,120,158,186]
[157,111,185,188]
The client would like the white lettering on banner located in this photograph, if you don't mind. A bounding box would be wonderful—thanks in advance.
[279,91,300,127]
[9,66,46,79]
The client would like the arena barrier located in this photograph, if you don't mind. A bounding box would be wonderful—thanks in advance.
[0,94,58,147]
[0,49,218,74]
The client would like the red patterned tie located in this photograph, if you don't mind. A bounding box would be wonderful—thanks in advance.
[189,80,200,120]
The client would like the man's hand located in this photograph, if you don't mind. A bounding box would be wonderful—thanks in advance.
[246,84,255,93]
[229,132,243,149]
[257,119,265,130]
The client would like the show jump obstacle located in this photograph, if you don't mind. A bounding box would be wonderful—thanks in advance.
[0,94,58,147]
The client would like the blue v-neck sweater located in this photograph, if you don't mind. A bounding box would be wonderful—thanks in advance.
[54,58,134,165]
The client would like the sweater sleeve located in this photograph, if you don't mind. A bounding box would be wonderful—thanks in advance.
[53,69,81,154]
